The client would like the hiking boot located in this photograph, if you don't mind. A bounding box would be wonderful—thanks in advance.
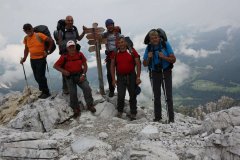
[129,114,137,121]
[154,118,168,124]
[73,107,81,118]
[38,92,51,99]
[116,112,123,118]
[88,105,96,113]
[108,91,114,97]
[153,117,162,122]
[62,89,69,95]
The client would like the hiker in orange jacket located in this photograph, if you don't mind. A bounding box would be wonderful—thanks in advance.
[20,23,53,99]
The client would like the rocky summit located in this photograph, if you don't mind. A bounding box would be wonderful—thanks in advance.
[0,87,240,160]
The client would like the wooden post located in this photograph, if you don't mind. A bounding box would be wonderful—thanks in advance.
[92,23,105,95]
[85,23,106,95]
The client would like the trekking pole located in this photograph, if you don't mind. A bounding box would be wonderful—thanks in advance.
[149,70,154,101]
[21,58,31,94]
[148,57,154,101]
[46,60,52,94]
[161,66,169,124]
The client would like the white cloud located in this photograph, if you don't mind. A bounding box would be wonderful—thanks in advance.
[137,60,191,105]
[172,60,191,88]
[0,34,7,49]
[131,33,146,51]
[178,36,225,58]
[1,0,240,45]
[0,43,31,84]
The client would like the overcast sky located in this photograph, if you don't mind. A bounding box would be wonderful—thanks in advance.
[1,0,240,44]
[0,0,240,92]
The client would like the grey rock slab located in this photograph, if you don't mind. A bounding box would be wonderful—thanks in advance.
[2,140,58,149]
[0,147,58,159]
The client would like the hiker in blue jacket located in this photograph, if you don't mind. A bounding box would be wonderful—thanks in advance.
[143,30,176,123]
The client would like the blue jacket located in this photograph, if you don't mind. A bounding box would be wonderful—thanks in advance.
[143,41,174,71]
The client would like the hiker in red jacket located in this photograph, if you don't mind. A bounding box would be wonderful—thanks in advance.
[111,36,141,120]
[53,40,96,118]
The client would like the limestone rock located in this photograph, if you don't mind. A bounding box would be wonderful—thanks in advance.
[71,136,112,154]
[138,125,159,140]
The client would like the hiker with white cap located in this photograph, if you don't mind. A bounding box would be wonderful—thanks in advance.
[53,40,96,118]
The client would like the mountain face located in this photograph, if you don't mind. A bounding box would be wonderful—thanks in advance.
[0,87,240,159]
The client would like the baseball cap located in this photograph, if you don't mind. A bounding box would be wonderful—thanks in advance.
[66,40,76,47]
[105,19,114,26]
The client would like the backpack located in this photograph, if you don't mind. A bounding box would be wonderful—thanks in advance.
[114,26,121,34]
[125,36,134,52]
[53,19,79,43]
[144,28,173,71]
[53,19,65,43]
[144,28,167,45]
[34,25,56,54]
[53,19,81,54]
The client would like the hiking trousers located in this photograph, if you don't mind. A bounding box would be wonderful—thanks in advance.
[106,59,115,93]
[65,74,93,110]
[62,74,68,92]
[152,69,174,122]
[117,72,137,115]
[30,58,49,94]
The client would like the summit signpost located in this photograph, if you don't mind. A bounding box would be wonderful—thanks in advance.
[85,23,106,95]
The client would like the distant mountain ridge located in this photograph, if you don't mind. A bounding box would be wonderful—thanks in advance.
[174,26,240,106]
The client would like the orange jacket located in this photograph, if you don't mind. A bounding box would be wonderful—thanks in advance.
[23,33,48,59]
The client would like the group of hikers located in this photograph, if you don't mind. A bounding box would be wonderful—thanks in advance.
[20,15,176,123]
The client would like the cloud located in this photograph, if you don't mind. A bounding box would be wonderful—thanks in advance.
[137,71,154,105]
[172,60,191,87]
[178,36,226,58]
[0,42,30,84]
[131,33,146,51]
[136,60,191,106]
[0,34,7,49]
[1,0,240,45]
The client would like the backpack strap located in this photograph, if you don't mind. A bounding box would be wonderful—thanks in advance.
[62,25,78,40]
[114,48,138,69]
[61,55,67,68]
[105,28,120,52]
[147,44,154,71]
[61,52,82,68]
[128,47,136,66]
[114,31,120,51]
[114,52,117,67]
[35,33,44,43]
